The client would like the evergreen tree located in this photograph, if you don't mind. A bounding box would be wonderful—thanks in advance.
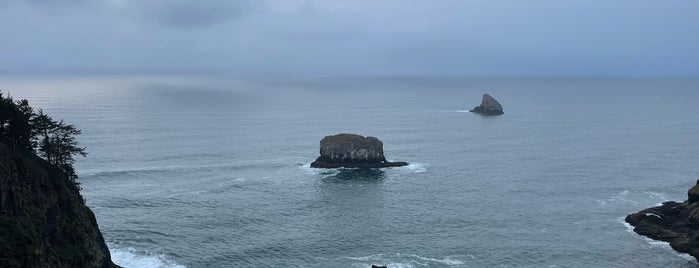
[1,91,87,181]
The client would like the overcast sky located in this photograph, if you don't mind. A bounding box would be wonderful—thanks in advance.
[1,0,697,77]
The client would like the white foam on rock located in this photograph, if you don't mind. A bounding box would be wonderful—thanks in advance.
[110,246,185,268]
[299,162,427,174]
[618,218,696,262]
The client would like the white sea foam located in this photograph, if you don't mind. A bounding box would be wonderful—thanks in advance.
[409,254,464,265]
[299,162,427,175]
[597,190,638,206]
[394,162,428,173]
[298,162,341,177]
[110,246,185,268]
[345,253,463,267]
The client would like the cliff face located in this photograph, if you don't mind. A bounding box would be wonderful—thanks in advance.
[626,180,699,260]
[469,93,504,115]
[0,143,118,268]
[310,134,408,168]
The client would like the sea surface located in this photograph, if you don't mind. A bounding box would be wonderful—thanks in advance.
[3,74,699,267]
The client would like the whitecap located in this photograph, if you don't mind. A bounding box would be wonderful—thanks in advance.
[344,253,463,267]
[392,162,428,173]
[110,246,186,268]
[409,254,464,265]
[643,191,669,202]
[597,190,639,206]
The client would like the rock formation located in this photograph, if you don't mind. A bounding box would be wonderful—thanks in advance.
[626,180,699,261]
[0,143,120,268]
[469,93,504,115]
[310,133,408,168]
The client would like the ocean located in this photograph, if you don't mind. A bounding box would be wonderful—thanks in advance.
[3,74,699,267]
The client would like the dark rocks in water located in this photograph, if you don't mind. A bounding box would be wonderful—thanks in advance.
[0,143,120,268]
[625,180,699,260]
[469,93,504,115]
[310,133,408,168]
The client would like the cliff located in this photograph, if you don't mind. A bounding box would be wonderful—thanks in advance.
[0,143,119,268]
[469,93,504,115]
[626,180,699,261]
[310,133,408,168]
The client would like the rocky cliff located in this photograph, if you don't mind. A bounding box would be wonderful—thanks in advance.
[626,180,699,261]
[469,93,504,115]
[0,143,119,268]
[310,134,408,168]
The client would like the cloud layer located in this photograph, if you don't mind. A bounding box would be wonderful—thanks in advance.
[1,0,697,77]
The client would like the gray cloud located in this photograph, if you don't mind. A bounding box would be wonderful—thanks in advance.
[0,0,697,77]
[125,0,258,29]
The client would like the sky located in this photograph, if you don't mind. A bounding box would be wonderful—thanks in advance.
[1,0,698,78]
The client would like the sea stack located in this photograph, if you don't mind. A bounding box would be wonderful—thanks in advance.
[625,180,699,260]
[310,133,408,168]
[469,93,504,115]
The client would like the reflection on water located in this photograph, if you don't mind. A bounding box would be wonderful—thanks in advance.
[322,169,386,183]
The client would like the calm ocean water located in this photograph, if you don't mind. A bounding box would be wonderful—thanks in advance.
[3,74,699,267]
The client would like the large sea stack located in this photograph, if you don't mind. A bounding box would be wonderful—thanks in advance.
[469,93,504,115]
[626,180,699,260]
[310,133,408,168]
[0,143,119,268]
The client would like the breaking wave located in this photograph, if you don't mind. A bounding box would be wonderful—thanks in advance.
[110,246,186,268]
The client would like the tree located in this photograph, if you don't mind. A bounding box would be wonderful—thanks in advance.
[1,91,87,181]
[32,109,57,163]
[50,120,87,180]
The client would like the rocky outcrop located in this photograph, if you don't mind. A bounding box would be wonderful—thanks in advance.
[626,180,699,261]
[0,143,119,268]
[469,93,504,115]
[310,133,408,168]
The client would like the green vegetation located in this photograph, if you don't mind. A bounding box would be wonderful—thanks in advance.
[1,92,116,267]
[0,91,86,181]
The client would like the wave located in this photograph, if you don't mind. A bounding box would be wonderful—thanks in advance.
[79,160,289,177]
[597,190,670,206]
[344,253,464,267]
[110,246,186,268]
[298,162,341,178]
[392,162,428,173]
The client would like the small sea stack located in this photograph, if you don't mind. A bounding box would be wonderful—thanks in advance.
[469,93,504,115]
[626,180,699,260]
[310,133,408,168]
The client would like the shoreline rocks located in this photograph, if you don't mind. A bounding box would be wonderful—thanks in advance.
[310,133,408,168]
[625,180,699,261]
[469,93,504,115]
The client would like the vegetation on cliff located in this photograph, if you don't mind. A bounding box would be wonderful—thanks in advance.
[0,92,117,267]
[0,92,86,181]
